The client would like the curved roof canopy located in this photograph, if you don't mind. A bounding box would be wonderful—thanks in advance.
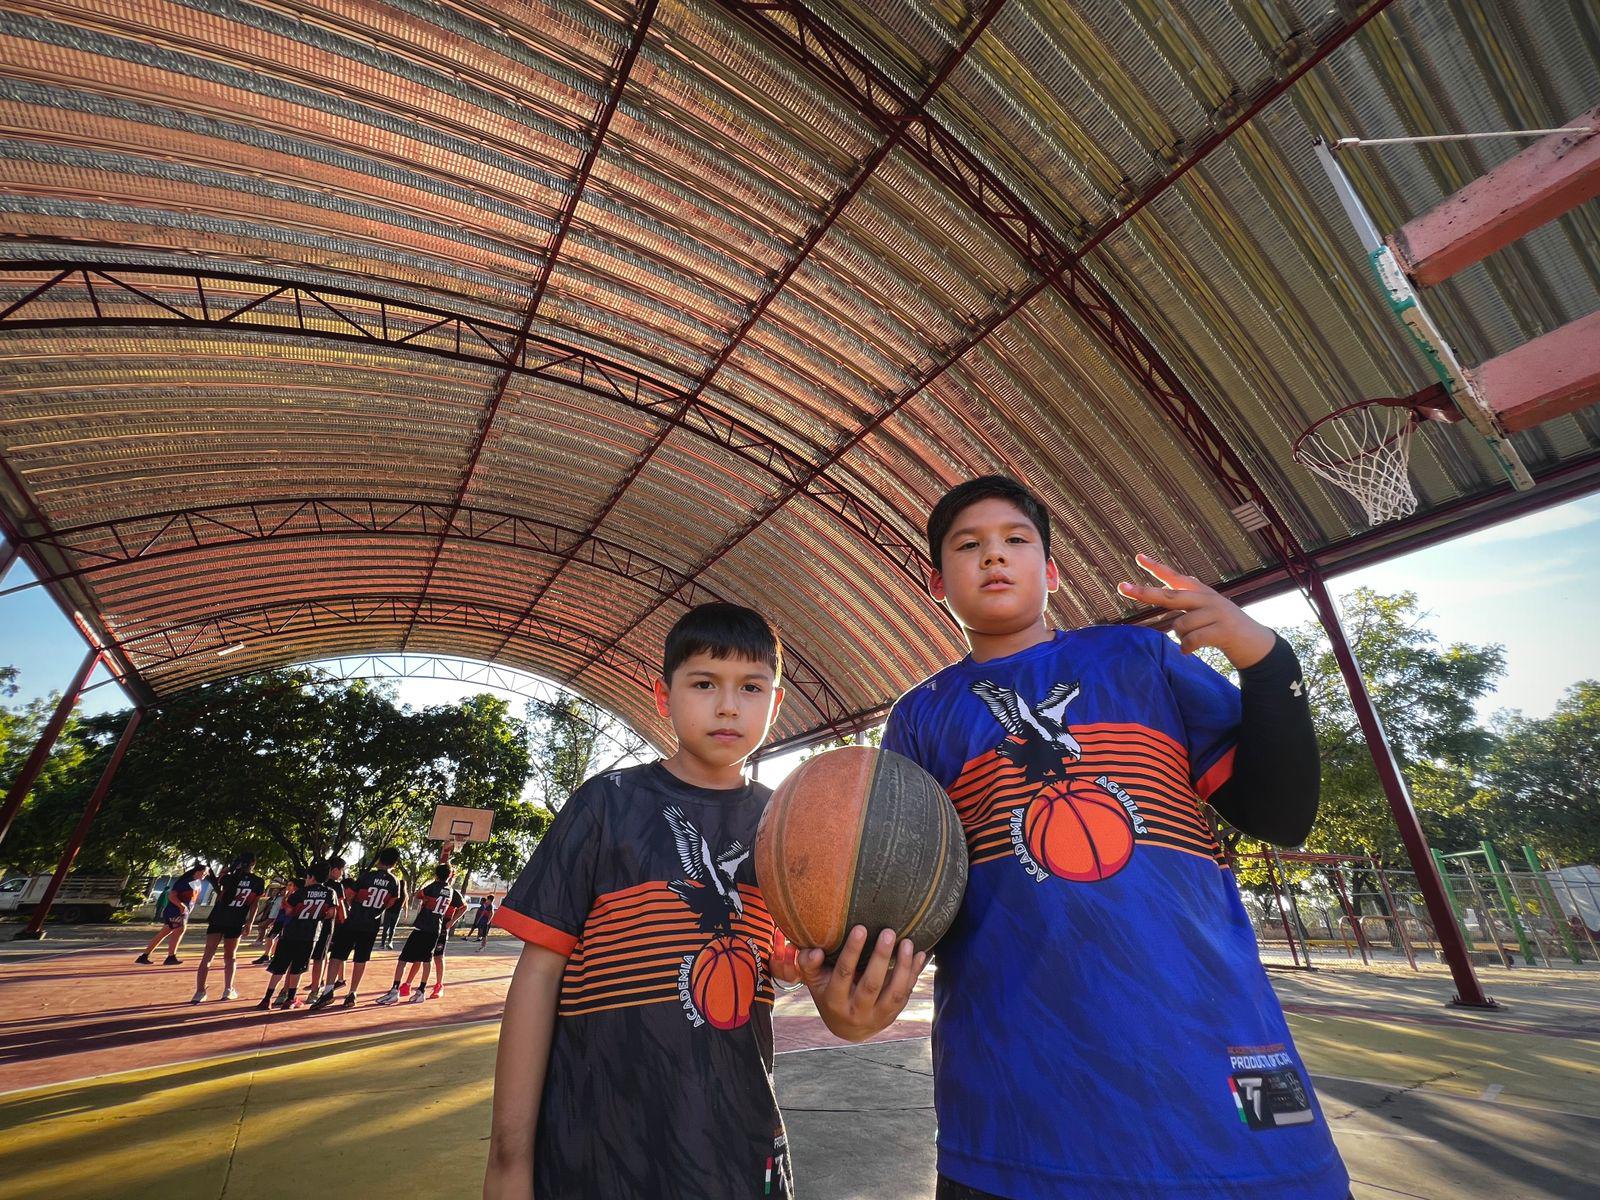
[2,0,1597,751]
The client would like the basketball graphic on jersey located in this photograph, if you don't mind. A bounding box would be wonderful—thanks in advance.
[688,935,759,1030]
[1022,778,1135,882]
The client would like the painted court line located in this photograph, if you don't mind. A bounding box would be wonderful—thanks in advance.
[1479,1083,1504,1101]
[0,1016,500,1101]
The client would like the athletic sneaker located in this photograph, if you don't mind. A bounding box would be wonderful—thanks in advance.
[191,990,207,1004]
[256,996,273,1010]
[135,954,152,964]
[375,987,401,1006]
[164,955,182,965]
[222,988,240,1001]
[409,989,426,1003]
[398,983,411,998]
[274,990,297,1010]
[253,953,270,965]
[307,987,337,1012]
[343,994,357,1008]
[429,985,443,1000]
[327,980,345,994]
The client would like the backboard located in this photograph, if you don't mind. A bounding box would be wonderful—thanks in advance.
[428,804,494,845]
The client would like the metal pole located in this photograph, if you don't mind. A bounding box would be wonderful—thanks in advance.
[1262,851,1303,969]
[1329,865,1370,963]
[1481,841,1537,967]
[1304,570,1496,1006]
[0,537,17,586]
[15,708,143,940]
[0,647,101,847]
[1459,861,1512,969]
[1373,858,1418,970]
[1522,846,1582,965]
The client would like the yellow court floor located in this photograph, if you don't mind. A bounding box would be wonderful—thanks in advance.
[3,963,1598,1200]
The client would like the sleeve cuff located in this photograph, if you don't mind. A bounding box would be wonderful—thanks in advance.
[492,906,578,956]
[1194,745,1237,800]
[1238,634,1300,686]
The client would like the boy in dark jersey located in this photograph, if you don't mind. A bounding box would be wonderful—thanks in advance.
[192,851,263,1002]
[483,603,924,1200]
[303,856,345,1003]
[309,846,402,1010]
[806,476,1348,1200]
[257,861,342,1010]
[136,862,208,965]
[376,863,464,1005]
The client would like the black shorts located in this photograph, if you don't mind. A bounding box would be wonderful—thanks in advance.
[205,916,248,939]
[399,927,445,963]
[269,938,313,976]
[309,921,333,962]
[331,923,379,963]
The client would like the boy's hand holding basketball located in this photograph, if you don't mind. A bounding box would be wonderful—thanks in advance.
[772,926,927,1043]
[1118,553,1275,669]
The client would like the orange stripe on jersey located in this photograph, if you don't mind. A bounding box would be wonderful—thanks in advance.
[1195,746,1237,800]
[493,907,577,956]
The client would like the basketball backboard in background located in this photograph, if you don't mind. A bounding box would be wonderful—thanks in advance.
[428,804,494,845]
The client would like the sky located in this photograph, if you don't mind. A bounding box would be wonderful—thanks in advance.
[4,491,1598,790]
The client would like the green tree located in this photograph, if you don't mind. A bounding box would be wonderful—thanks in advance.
[523,694,645,814]
[1477,682,1600,864]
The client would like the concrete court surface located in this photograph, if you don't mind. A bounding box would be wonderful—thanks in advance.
[1,927,1596,1199]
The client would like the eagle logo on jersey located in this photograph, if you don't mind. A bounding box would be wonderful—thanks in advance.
[664,806,761,1030]
[971,679,1082,781]
[664,805,749,934]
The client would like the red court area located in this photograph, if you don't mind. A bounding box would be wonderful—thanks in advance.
[0,937,932,1095]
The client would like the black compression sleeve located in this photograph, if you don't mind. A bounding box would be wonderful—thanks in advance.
[1207,635,1321,847]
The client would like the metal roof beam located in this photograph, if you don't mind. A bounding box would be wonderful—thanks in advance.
[572,1,1395,679]
[403,0,662,648]
[1475,310,1600,433]
[480,0,1008,663]
[718,0,1402,584]
[3,496,858,727]
[0,262,925,588]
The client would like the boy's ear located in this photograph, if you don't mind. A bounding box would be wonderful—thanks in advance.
[928,567,946,603]
[1045,557,1060,593]
[652,677,671,719]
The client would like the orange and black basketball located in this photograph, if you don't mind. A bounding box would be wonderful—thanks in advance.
[689,935,759,1030]
[1022,778,1134,882]
[754,746,967,960]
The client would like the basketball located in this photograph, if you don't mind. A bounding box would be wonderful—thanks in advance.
[754,746,968,959]
[688,935,759,1030]
[1022,779,1135,882]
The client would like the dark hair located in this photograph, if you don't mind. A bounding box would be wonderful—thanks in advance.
[662,602,782,683]
[230,849,256,871]
[327,855,346,871]
[434,863,453,881]
[376,847,401,867]
[306,862,324,881]
[188,861,210,878]
[926,475,1051,571]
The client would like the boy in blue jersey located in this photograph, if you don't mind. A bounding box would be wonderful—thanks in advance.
[793,475,1349,1199]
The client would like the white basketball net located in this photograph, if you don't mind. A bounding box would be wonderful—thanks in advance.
[1294,403,1419,525]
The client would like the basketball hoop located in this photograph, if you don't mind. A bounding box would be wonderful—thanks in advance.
[1292,396,1451,525]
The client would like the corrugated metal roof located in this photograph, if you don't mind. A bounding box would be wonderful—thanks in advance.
[1,0,1596,750]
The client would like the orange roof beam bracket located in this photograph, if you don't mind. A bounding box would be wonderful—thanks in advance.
[1386,106,1600,287]
[1470,309,1600,434]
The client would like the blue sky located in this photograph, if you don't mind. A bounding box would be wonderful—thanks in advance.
[4,492,1598,740]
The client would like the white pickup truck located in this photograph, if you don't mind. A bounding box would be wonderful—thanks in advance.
[0,873,131,922]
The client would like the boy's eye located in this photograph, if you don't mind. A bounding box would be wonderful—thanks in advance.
[742,683,764,694]
[956,540,978,551]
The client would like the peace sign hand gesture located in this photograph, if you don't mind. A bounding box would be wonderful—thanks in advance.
[1117,553,1275,670]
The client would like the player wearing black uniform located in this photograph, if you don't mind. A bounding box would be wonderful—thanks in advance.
[257,862,342,1010]
[376,863,464,1005]
[303,856,345,1003]
[309,847,402,1010]
[192,851,263,1003]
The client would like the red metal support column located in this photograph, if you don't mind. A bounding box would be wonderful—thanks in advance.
[0,536,17,585]
[15,707,144,940]
[0,646,100,847]
[1303,568,1496,1008]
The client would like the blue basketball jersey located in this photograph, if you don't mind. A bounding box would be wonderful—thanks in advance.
[883,625,1348,1200]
